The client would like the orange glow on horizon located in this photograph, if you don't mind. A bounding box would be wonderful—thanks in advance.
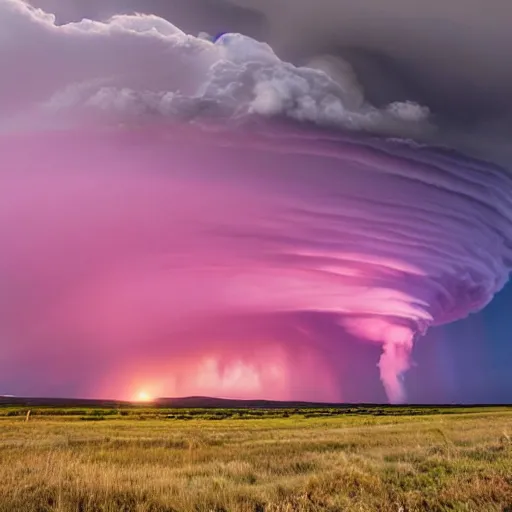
[96,346,339,403]
[133,390,154,402]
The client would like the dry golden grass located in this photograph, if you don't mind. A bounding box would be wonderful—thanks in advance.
[0,409,511,511]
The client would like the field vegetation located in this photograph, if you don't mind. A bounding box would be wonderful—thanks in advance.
[0,405,511,511]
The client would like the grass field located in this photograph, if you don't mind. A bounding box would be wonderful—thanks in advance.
[0,406,511,511]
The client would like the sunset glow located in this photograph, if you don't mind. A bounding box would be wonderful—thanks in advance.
[134,391,154,403]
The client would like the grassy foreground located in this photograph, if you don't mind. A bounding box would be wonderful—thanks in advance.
[0,406,511,511]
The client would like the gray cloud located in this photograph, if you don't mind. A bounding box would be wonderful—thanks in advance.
[2,2,432,140]
[30,0,268,39]
[30,0,512,164]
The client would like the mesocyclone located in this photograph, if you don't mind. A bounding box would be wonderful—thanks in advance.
[1,0,511,402]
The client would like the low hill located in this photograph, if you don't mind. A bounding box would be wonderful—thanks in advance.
[0,395,507,409]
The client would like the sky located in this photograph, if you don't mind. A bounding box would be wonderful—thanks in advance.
[0,0,511,403]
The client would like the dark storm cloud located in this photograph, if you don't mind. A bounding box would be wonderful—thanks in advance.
[30,0,512,163]
[231,1,512,124]
[30,0,269,40]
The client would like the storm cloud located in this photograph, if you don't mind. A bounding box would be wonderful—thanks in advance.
[29,0,512,162]
[1,0,511,402]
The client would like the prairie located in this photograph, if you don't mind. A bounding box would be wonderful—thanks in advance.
[0,405,511,511]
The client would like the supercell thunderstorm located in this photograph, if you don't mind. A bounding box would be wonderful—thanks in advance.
[1,0,511,402]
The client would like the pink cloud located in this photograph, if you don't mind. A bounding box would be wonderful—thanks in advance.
[1,2,511,402]
[1,126,511,402]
